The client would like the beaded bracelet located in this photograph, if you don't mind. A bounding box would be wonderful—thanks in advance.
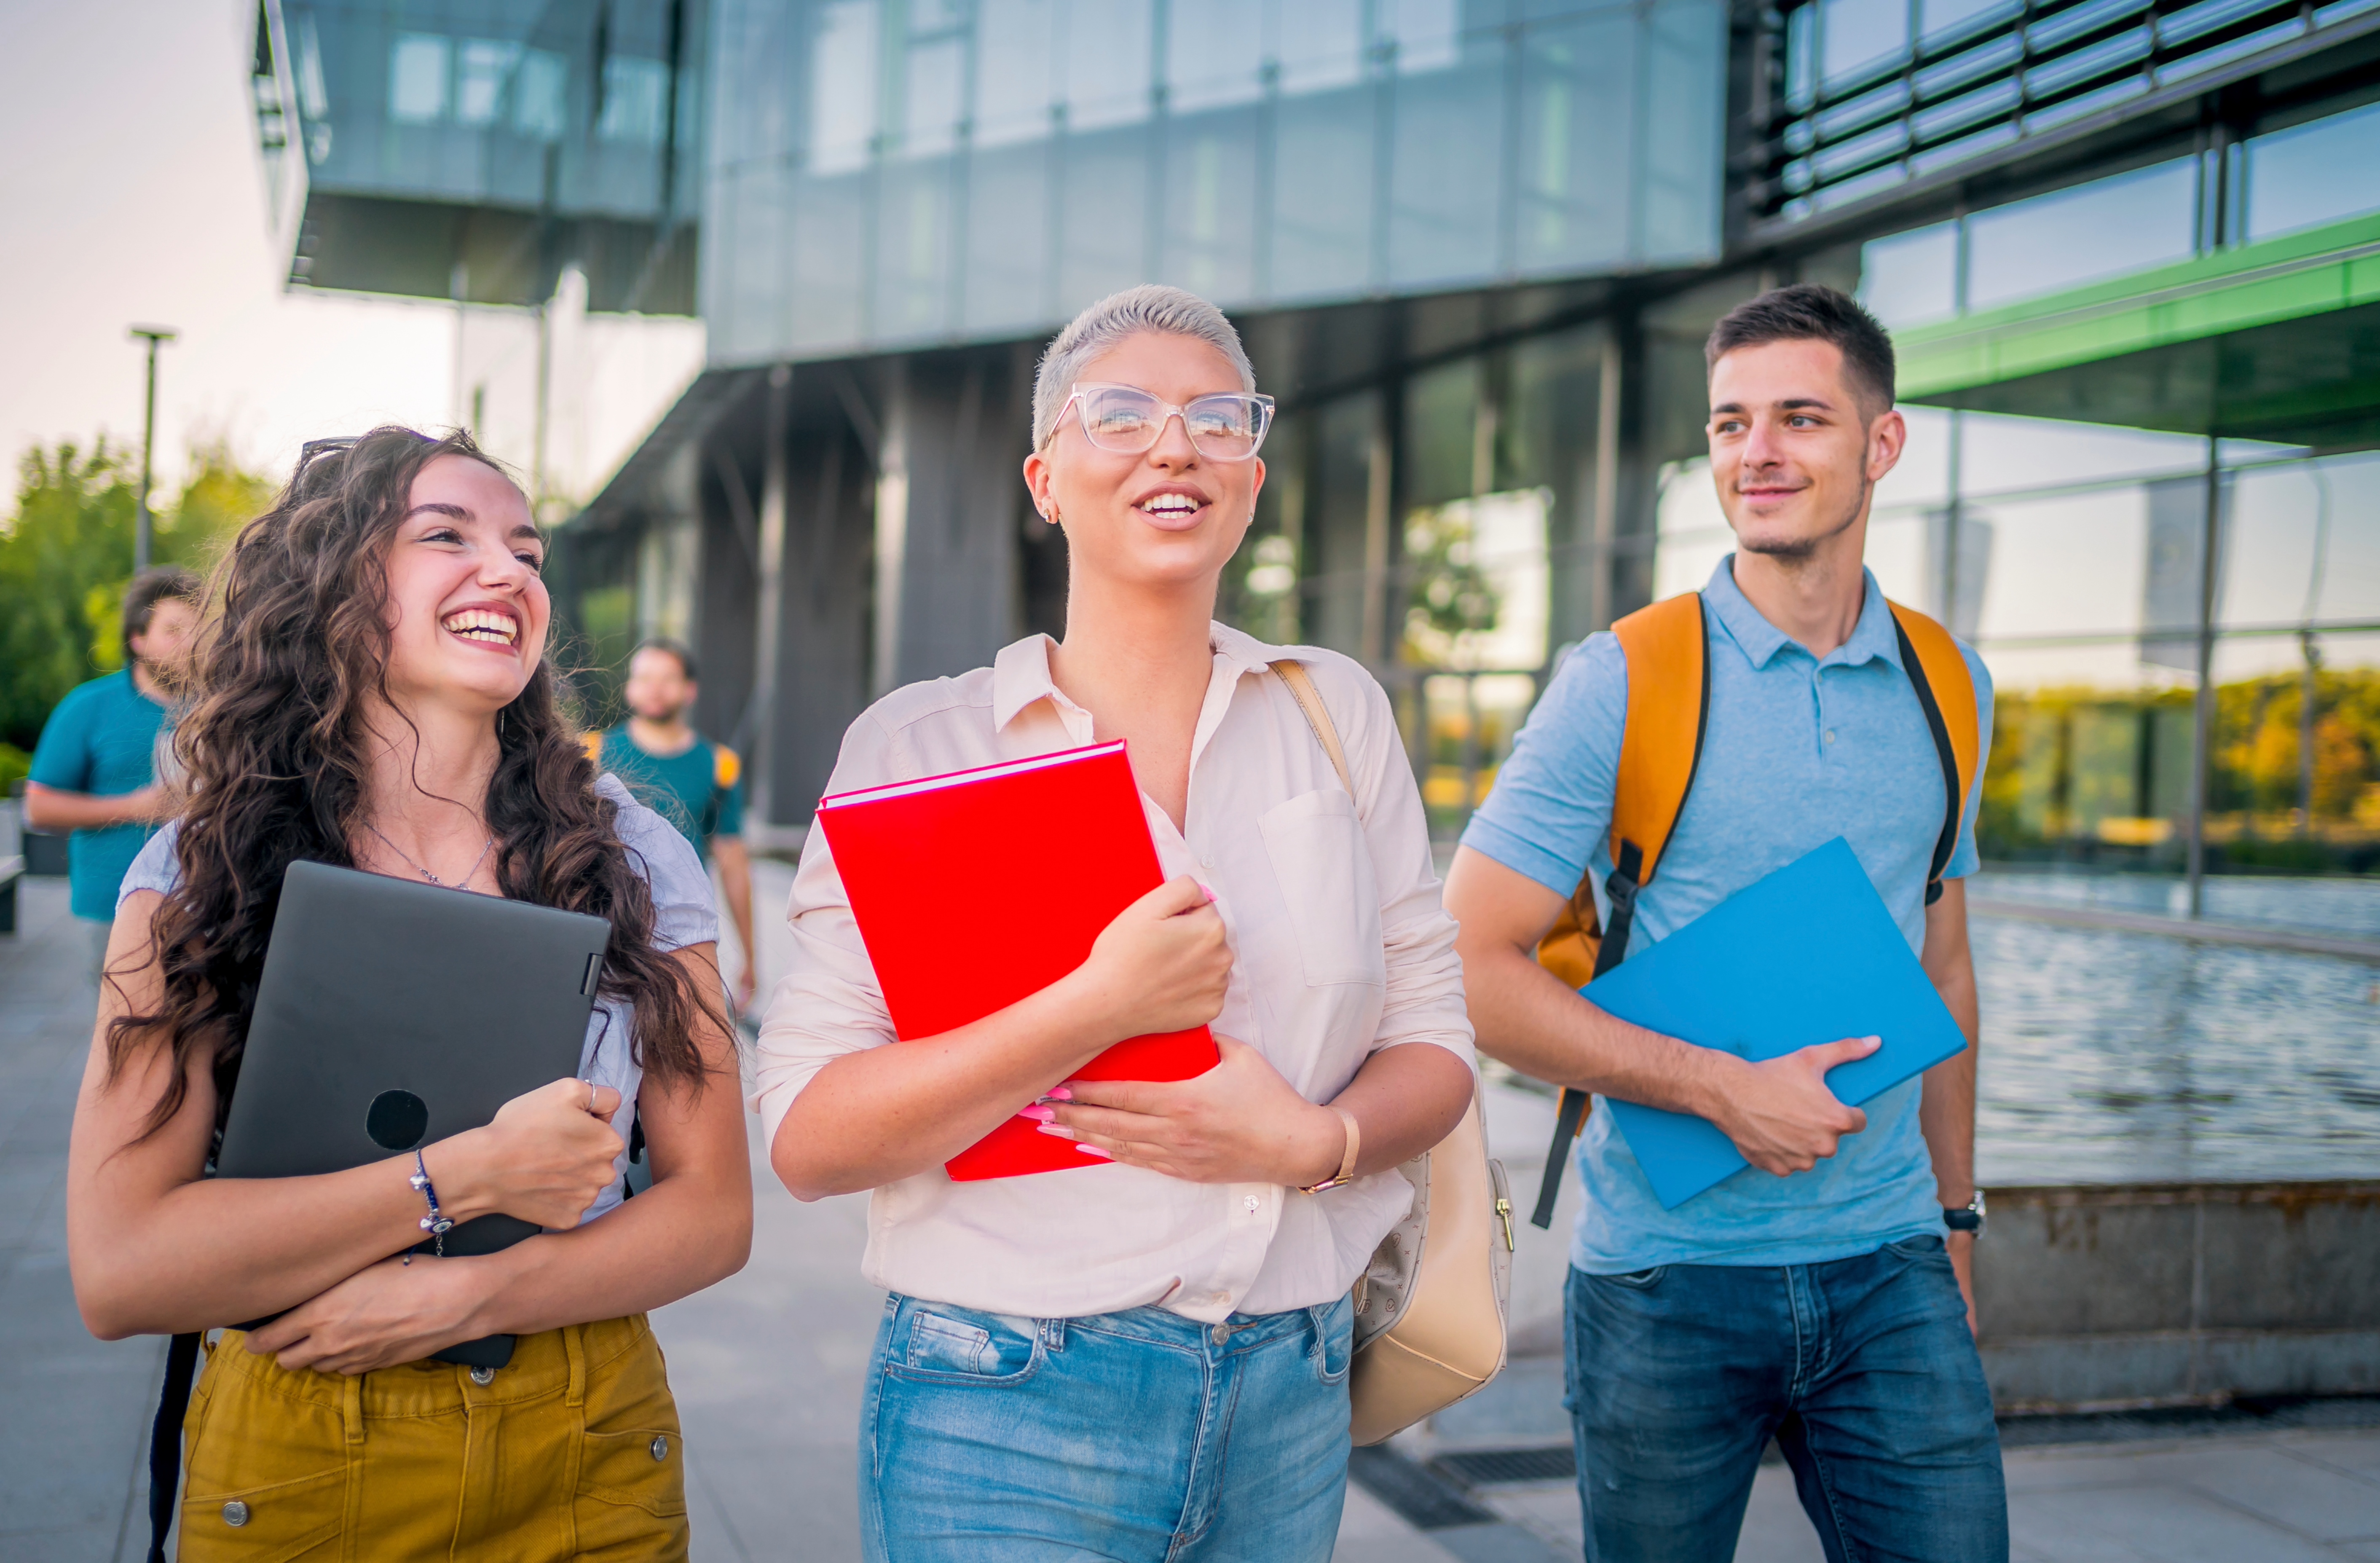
[408,1148,454,1260]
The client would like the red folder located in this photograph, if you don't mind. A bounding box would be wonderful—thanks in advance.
[814,740,1220,1181]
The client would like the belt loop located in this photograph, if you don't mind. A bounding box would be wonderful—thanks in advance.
[565,1324,588,1409]
[1042,1317,1065,1352]
[341,1370,365,1448]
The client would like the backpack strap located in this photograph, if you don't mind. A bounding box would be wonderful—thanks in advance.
[713,743,742,791]
[1529,592,1710,1228]
[1885,602,1980,907]
[146,1331,203,1562]
[1272,661,1356,800]
[582,730,606,771]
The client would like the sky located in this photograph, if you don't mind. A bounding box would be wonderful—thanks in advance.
[0,0,702,507]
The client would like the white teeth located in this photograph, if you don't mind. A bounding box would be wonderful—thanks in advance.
[442,609,518,644]
[1142,494,1201,513]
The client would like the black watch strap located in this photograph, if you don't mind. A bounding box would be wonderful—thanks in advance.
[1943,1207,1981,1231]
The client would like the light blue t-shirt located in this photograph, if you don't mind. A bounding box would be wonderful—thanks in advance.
[1461,557,1994,1274]
[27,669,172,921]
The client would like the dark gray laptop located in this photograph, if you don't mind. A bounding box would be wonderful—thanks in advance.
[216,859,612,1364]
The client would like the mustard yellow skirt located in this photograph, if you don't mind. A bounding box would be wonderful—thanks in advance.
[177,1314,688,1562]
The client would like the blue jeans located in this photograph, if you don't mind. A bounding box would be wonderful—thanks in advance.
[860,1292,1354,1562]
[1565,1234,2007,1563]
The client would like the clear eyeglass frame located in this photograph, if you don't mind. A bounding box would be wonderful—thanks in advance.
[1047,382,1276,461]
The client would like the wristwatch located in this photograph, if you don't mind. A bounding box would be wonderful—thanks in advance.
[1943,1189,1986,1235]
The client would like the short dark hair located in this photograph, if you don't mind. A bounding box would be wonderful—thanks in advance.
[1705,284,1896,417]
[633,637,697,681]
[123,567,202,662]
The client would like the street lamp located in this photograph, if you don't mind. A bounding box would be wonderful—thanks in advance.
[129,326,177,572]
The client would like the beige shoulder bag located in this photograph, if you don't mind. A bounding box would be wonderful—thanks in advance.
[1270,661,1514,1446]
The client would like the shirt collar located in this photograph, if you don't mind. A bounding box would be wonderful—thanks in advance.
[989,622,1284,733]
[1703,554,1903,672]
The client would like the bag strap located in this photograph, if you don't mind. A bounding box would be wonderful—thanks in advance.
[1530,592,1710,1229]
[147,1330,202,1561]
[1885,601,1980,907]
[1272,661,1356,801]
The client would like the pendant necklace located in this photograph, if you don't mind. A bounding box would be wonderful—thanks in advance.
[365,823,495,888]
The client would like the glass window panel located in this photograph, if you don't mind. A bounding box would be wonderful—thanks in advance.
[455,40,521,127]
[809,0,880,174]
[1515,13,1636,275]
[1305,392,1383,655]
[1404,360,1481,509]
[1066,0,1154,131]
[1787,2,1817,107]
[976,0,1059,146]
[2246,100,2380,241]
[1159,114,1259,302]
[874,158,957,338]
[1653,457,1734,599]
[2304,452,2380,625]
[2221,464,2330,631]
[1860,220,1957,326]
[1638,0,1726,263]
[1269,84,1375,299]
[788,171,871,351]
[391,33,450,124]
[962,140,1055,335]
[1382,0,1463,75]
[903,37,967,157]
[1959,410,2206,495]
[1167,0,1265,113]
[1965,158,2196,311]
[713,161,799,360]
[599,57,670,145]
[1822,0,1908,84]
[1864,512,1935,604]
[1056,128,1153,312]
[1969,488,2149,649]
[1277,0,1366,92]
[1404,491,1551,673]
[1922,0,2016,39]
[1873,405,1954,509]
[1387,43,1506,288]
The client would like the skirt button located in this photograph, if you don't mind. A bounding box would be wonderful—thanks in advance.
[470,1365,496,1386]
[650,1434,670,1461]
[222,1500,250,1527]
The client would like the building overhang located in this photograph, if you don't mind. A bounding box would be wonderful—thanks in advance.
[1897,210,2380,445]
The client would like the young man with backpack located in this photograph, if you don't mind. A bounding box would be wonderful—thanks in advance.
[1444,284,2006,1560]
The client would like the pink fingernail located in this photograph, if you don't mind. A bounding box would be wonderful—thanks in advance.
[1035,1123,1073,1139]
[1046,1087,1074,1102]
[1017,1105,1056,1123]
[1200,885,1216,903]
[1074,1143,1113,1159]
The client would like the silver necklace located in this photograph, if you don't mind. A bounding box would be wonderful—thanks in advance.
[365,823,495,888]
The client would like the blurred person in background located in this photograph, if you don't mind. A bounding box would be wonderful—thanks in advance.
[590,639,757,1011]
[26,566,202,968]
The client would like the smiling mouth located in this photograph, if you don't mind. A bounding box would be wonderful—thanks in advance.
[442,609,520,647]
[1139,493,1206,518]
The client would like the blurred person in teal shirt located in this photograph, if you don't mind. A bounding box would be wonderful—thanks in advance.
[590,639,756,1009]
[27,568,204,967]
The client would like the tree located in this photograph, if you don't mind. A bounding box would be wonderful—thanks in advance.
[0,437,273,759]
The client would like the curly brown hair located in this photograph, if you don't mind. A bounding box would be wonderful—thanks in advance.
[110,426,726,1136]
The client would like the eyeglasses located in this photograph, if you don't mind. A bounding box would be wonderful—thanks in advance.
[1047,383,1275,461]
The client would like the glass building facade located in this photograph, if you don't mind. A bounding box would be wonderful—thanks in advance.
[699,0,1731,362]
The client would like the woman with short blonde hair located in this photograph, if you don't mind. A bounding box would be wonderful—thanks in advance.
[756,286,1477,1561]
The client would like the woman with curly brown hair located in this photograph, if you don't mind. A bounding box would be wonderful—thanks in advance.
[64,427,751,1561]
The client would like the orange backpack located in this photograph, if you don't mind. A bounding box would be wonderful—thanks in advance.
[1525,592,1980,1227]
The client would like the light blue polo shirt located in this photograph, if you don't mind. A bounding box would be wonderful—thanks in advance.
[1462,556,1994,1274]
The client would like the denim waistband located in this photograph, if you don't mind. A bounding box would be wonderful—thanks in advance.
[887,1292,1348,1357]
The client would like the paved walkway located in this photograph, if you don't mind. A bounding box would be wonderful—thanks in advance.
[7,865,2379,1561]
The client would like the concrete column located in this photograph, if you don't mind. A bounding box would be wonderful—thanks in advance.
[871,353,1025,690]
[750,365,792,833]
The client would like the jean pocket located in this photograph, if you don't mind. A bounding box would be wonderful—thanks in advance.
[1604,1266,1667,1290]
[1310,1296,1355,1385]
[1885,1233,1947,1259]
[887,1303,1043,1385]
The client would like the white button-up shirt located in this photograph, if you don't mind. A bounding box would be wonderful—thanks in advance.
[751,623,1475,1324]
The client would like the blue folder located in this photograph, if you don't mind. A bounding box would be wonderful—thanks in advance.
[1583,836,1969,1209]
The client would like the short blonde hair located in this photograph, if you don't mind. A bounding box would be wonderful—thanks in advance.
[1031,284,1256,449]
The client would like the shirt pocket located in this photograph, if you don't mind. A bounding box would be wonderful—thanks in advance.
[1259,788,1386,987]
